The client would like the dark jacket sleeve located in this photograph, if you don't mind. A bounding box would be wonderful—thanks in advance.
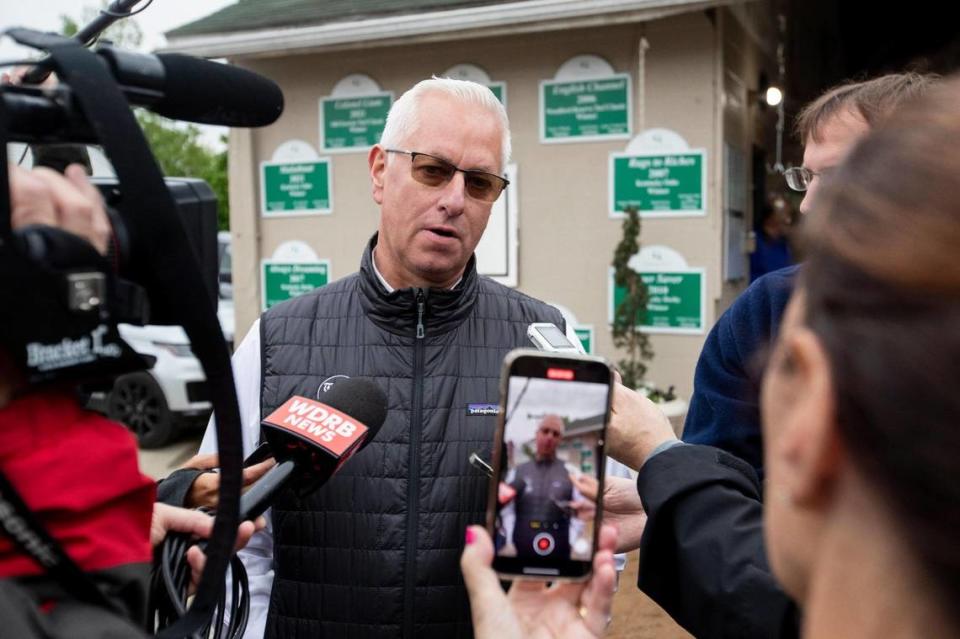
[636,444,800,639]
[154,468,203,507]
[681,266,799,479]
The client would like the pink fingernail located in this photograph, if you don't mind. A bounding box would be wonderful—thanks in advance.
[465,527,476,545]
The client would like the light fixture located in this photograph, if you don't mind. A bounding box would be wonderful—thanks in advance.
[764,85,783,107]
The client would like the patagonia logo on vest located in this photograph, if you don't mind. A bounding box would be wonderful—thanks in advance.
[466,403,501,416]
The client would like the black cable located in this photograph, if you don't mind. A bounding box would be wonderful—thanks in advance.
[149,528,250,639]
[100,0,154,19]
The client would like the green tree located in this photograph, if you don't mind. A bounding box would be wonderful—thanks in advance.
[135,112,230,230]
[611,207,654,389]
[60,3,143,48]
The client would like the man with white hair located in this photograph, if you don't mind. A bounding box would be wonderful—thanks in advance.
[190,78,572,639]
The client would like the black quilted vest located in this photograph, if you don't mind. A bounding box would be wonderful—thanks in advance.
[260,236,565,639]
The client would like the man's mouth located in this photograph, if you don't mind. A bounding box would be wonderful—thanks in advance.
[425,226,458,240]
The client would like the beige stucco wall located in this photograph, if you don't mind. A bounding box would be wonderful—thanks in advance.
[227,8,775,401]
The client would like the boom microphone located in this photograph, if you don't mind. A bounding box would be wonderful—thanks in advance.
[99,47,284,127]
[2,40,284,144]
[239,378,388,521]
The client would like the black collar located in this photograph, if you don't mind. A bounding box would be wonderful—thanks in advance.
[357,234,478,337]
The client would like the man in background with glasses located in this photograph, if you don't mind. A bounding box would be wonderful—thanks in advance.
[186,77,574,639]
[681,72,935,482]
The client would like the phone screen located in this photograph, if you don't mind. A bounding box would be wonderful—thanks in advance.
[488,351,611,579]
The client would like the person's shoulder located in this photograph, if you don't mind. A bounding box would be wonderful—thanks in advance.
[477,277,558,313]
[745,264,799,301]
[478,276,534,299]
[754,263,799,288]
[725,265,799,324]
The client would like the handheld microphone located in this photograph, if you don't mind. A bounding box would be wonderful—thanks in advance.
[238,378,388,521]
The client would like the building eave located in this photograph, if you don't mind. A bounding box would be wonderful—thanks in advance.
[164,0,745,59]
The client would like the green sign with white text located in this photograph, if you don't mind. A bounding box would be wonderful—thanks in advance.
[321,92,392,151]
[488,82,506,106]
[262,261,330,310]
[261,161,332,216]
[541,75,631,142]
[574,326,594,354]
[611,270,704,333]
[610,151,706,217]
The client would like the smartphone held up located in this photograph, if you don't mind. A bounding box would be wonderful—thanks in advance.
[486,349,613,580]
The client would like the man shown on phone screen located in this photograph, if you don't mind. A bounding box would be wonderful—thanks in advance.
[500,415,591,560]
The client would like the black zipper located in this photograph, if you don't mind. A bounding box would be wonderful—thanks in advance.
[403,288,426,638]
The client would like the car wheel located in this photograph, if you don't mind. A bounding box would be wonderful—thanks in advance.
[108,372,175,449]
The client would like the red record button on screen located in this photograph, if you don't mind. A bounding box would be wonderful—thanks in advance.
[546,367,574,381]
[533,532,556,556]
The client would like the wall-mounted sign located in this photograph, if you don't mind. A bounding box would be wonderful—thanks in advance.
[609,150,706,217]
[261,261,330,310]
[320,74,392,153]
[607,246,705,334]
[260,241,329,310]
[610,128,707,218]
[260,140,332,217]
[320,93,391,152]
[541,74,631,143]
[574,326,594,354]
[261,159,332,216]
[540,56,630,144]
[487,82,506,106]
[443,64,506,107]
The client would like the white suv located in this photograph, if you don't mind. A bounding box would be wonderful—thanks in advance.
[104,324,213,448]
[95,234,235,448]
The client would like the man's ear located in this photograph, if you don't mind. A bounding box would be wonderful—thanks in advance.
[369,145,386,205]
[773,328,844,509]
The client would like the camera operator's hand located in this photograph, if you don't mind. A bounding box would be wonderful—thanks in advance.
[150,503,265,593]
[572,474,647,553]
[1,66,57,87]
[461,524,618,639]
[182,453,276,510]
[8,163,111,255]
[607,374,677,471]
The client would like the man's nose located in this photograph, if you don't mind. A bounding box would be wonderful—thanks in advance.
[437,171,466,216]
[799,179,818,215]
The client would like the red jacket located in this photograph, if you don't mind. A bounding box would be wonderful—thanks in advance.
[0,391,154,578]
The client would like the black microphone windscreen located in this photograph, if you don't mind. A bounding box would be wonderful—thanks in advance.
[321,378,388,444]
[154,54,284,127]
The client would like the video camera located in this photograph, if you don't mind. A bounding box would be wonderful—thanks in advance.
[1,32,280,385]
[0,22,282,638]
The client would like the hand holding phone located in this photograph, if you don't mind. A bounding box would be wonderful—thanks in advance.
[486,349,612,581]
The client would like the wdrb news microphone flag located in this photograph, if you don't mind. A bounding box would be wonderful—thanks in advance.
[262,396,369,462]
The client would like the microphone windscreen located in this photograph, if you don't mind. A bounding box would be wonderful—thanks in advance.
[154,54,284,127]
[321,378,388,444]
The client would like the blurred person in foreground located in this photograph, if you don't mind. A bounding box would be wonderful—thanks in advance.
[462,76,960,639]
[0,163,259,636]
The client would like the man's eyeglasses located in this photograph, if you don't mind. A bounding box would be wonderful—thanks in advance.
[384,149,509,202]
[783,166,829,192]
[538,427,562,438]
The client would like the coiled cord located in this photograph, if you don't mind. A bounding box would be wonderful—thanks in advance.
[148,530,250,639]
